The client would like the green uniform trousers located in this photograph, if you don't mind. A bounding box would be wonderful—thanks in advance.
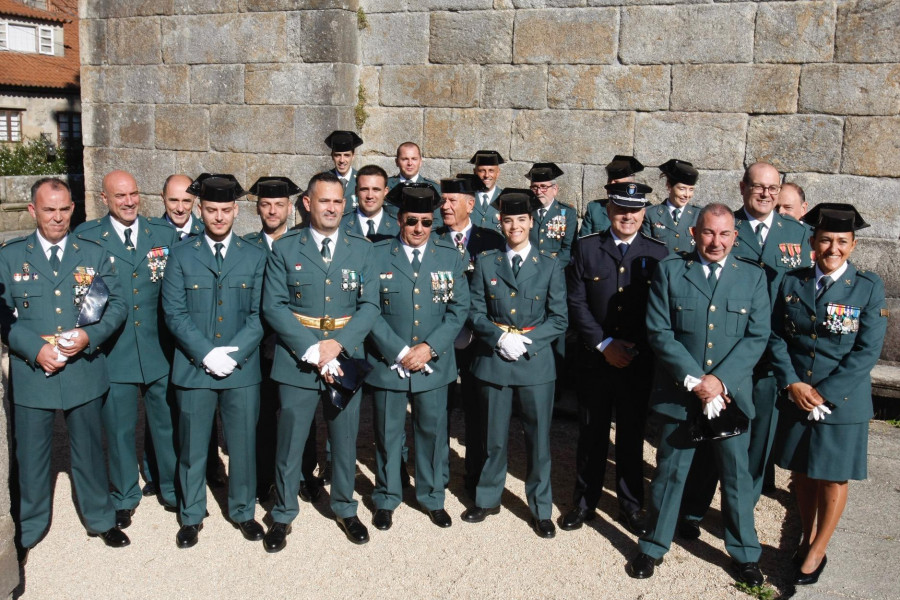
[104,377,177,510]
[14,397,116,548]
[176,385,259,526]
[476,380,554,520]
[640,415,761,564]
[372,387,448,511]
[271,383,362,523]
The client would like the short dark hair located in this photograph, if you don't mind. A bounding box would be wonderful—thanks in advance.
[696,203,735,229]
[30,177,70,204]
[355,164,388,187]
[781,182,806,204]
[306,171,343,197]
[396,141,421,157]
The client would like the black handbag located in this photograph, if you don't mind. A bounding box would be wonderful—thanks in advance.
[324,352,373,410]
[688,396,749,442]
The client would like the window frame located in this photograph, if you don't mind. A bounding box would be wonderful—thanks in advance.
[0,109,25,143]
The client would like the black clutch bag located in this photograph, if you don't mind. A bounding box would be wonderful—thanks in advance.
[75,275,110,327]
[325,352,374,410]
[688,396,749,442]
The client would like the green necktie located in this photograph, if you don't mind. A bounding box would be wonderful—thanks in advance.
[672,208,681,224]
[816,275,833,300]
[366,219,375,238]
[755,222,767,247]
[707,262,719,293]
[214,242,224,270]
[124,227,135,253]
[412,248,421,272]
[321,238,332,263]
[512,254,522,277]
[49,245,61,272]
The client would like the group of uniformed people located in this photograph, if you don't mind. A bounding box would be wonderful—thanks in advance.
[0,130,885,588]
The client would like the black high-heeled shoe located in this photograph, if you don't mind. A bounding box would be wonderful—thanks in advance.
[794,554,827,585]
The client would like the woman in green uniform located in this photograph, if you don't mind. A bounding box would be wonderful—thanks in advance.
[462,189,568,538]
[641,159,701,255]
[769,203,887,585]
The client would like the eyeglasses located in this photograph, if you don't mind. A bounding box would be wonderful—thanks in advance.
[404,217,433,227]
[530,183,556,192]
[749,183,781,195]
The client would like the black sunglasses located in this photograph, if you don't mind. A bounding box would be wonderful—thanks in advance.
[404,217,434,227]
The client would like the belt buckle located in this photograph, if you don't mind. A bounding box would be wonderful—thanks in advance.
[320,317,335,331]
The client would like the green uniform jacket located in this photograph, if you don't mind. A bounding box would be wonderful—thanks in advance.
[262,228,379,389]
[366,237,470,392]
[161,235,266,389]
[0,233,127,409]
[471,187,501,232]
[732,209,813,301]
[578,200,610,238]
[641,203,700,255]
[531,200,577,265]
[341,210,400,243]
[434,225,504,278]
[387,174,441,195]
[161,213,204,240]
[330,168,358,212]
[74,215,177,384]
[645,252,771,421]
[468,248,568,386]
[242,230,269,252]
[769,263,887,424]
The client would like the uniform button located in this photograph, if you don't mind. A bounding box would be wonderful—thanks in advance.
[241,283,247,288]
[760,261,765,267]
[811,333,817,340]
[675,233,680,238]
[510,309,516,314]
[806,370,813,376]
[219,300,223,305]
[325,279,331,285]
[618,287,624,293]
[23,301,29,308]
[412,336,418,342]
[218,316,224,322]
[193,284,199,289]
[593,277,599,281]
[619,267,625,273]
[740,308,747,314]
[215,333,222,339]
[134,305,139,310]
[707,342,713,348]
[133,288,139,294]
[708,323,714,330]
[325,296,330,301]
[510,292,516,297]
[57,325,63,332]
[218,284,223,289]
[414,304,420,310]
[674,247,680,252]
[617,306,623,312]
[54,290,61,296]
[414,288,420,294]
[323,331,330,338]
[810,315,816,321]
[133,273,138,278]
[809,351,815,358]
[706,359,712,366]
[414,320,419,326]
[55,307,62,314]
[710,305,716,312]
[134,321,140,326]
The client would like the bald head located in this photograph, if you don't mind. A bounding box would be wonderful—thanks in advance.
[101,170,140,227]
[162,174,197,228]
[739,162,782,221]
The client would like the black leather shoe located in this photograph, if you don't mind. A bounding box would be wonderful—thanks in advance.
[115,509,134,529]
[263,522,291,553]
[735,561,764,586]
[320,462,332,485]
[141,481,158,497]
[298,480,321,503]
[530,517,556,538]
[336,516,369,544]
[372,509,393,531]
[627,553,662,579]
[461,505,500,523]
[560,507,595,531]
[618,509,649,537]
[428,509,452,528]
[238,519,264,541]
[794,554,826,585]
[176,524,202,549]
[90,527,131,548]
[677,518,701,540]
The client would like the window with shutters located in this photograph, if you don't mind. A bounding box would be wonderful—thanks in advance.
[57,112,81,146]
[0,110,24,142]
[38,25,53,54]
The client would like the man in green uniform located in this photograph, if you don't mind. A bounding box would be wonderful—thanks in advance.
[526,162,576,266]
[261,172,379,551]
[1,178,130,560]
[386,142,441,194]
[469,150,504,232]
[579,155,644,238]
[161,174,203,240]
[325,130,363,210]
[628,203,769,585]
[341,164,399,241]
[679,162,813,539]
[161,174,267,549]
[366,185,469,530]
[74,170,179,527]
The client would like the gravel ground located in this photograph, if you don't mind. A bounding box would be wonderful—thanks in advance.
[15,398,888,600]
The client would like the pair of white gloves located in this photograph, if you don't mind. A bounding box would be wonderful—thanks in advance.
[496,332,532,361]
[786,389,833,421]
[300,344,341,377]
[684,375,727,419]
[44,330,80,376]
[202,346,239,377]
[390,346,434,379]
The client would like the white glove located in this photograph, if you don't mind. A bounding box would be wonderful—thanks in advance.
[390,362,412,379]
[320,358,341,377]
[202,346,239,377]
[301,343,321,366]
[421,363,434,375]
[54,330,80,362]
[497,333,532,361]
[703,395,726,419]
[395,346,411,363]
[807,404,832,422]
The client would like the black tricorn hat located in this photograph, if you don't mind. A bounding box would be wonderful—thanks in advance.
[491,188,542,215]
[605,182,653,209]
[248,176,301,198]
[386,182,442,214]
[324,130,363,152]
[658,159,699,186]
[187,173,247,202]
[525,162,564,183]
[469,150,505,166]
[605,155,644,180]
[801,203,869,232]
[442,175,483,195]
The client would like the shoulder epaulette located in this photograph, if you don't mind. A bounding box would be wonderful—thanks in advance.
[280,228,303,239]
[734,255,764,269]
[479,248,501,258]
[0,235,27,248]
[558,201,576,211]
[432,236,457,251]
[372,238,393,248]
[343,229,369,243]
[640,232,666,245]
[578,232,601,239]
